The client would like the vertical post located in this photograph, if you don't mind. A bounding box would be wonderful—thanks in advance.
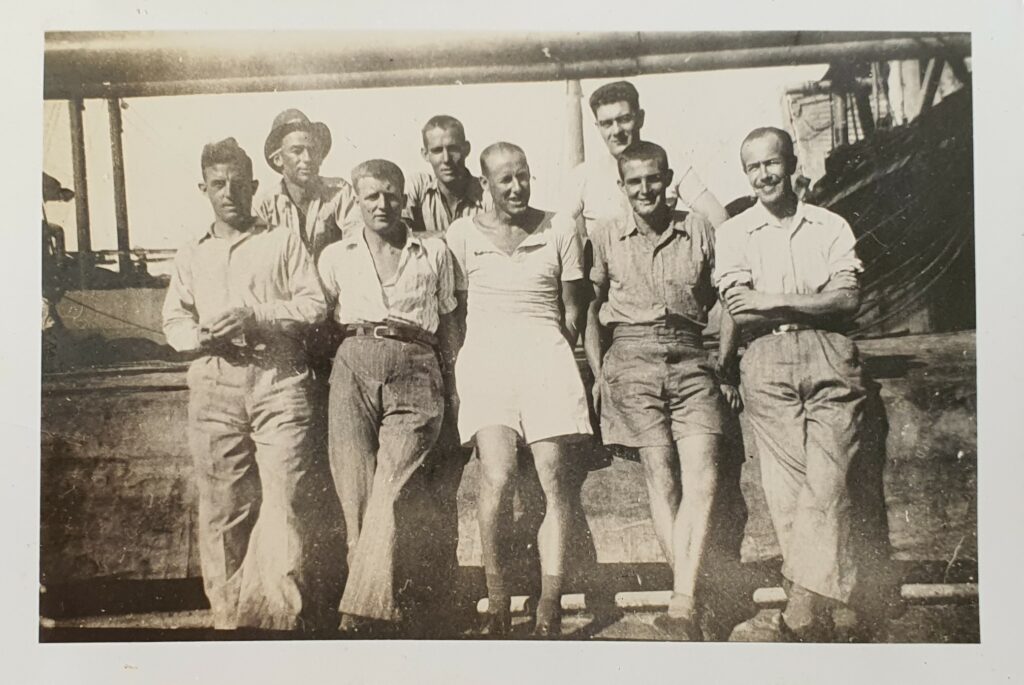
[565,79,585,168]
[832,92,849,148]
[68,98,92,289]
[107,98,132,276]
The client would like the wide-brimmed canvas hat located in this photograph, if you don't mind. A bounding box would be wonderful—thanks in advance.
[263,109,333,172]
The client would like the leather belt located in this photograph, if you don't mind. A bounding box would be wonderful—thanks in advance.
[342,322,438,349]
[771,323,813,335]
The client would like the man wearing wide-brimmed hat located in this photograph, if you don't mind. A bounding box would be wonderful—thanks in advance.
[255,108,362,260]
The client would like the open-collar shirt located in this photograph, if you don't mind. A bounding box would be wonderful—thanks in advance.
[162,221,327,352]
[316,223,456,335]
[714,200,863,296]
[403,170,490,234]
[255,176,362,259]
[590,209,716,328]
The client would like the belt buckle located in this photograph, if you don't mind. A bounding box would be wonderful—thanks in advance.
[773,324,797,335]
[372,324,389,340]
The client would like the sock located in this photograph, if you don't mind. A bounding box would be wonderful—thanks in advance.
[486,573,510,614]
[667,592,696,620]
[537,574,564,623]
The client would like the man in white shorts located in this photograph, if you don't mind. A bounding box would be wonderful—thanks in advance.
[446,142,592,638]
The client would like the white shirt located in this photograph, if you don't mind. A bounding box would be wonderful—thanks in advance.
[317,225,456,334]
[446,212,583,333]
[714,200,863,295]
[562,150,709,238]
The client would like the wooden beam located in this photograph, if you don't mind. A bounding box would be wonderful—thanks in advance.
[919,57,945,116]
[107,98,132,276]
[67,98,91,289]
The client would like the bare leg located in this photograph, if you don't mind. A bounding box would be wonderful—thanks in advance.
[671,434,721,599]
[475,426,520,612]
[530,438,574,578]
[638,445,682,567]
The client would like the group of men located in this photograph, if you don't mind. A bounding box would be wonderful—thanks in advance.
[162,79,867,642]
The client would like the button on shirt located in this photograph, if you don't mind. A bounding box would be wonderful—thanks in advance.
[316,225,457,335]
[590,209,717,328]
[254,176,362,259]
[446,212,584,331]
[714,200,863,295]
[403,171,490,234]
[562,152,709,238]
[162,222,328,352]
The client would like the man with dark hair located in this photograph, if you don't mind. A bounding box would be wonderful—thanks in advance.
[585,140,739,641]
[447,142,591,638]
[716,126,867,642]
[564,80,728,237]
[317,158,459,634]
[404,114,490,234]
[256,108,362,258]
[162,138,328,631]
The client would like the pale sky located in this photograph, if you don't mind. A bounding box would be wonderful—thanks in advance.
[42,64,826,256]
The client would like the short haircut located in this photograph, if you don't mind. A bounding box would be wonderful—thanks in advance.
[351,159,405,193]
[200,137,253,179]
[479,142,526,177]
[421,115,466,144]
[741,127,796,159]
[616,141,670,179]
[589,80,640,115]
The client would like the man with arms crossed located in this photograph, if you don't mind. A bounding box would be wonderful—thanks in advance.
[447,142,592,638]
[317,159,459,635]
[585,141,739,641]
[565,80,728,237]
[162,138,328,631]
[716,127,867,642]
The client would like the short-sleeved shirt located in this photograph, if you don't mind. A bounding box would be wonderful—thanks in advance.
[255,176,362,259]
[162,222,327,353]
[590,210,717,329]
[403,170,491,234]
[446,211,583,332]
[714,200,863,296]
[562,151,709,238]
[316,224,456,335]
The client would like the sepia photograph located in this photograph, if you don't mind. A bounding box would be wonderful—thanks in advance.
[34,28,984,651]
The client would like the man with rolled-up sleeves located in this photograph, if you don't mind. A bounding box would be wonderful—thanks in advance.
[162,138,328,631]
[715,127,867,642]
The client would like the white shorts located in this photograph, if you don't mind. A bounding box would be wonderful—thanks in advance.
[455,324,593,446]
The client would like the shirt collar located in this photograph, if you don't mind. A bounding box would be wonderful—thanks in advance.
[276,175,330,203]
[424,172,485,207]
[342,221,422,251]
[745,200,817,234]
[198,219,268,244]
[616,211,690,241]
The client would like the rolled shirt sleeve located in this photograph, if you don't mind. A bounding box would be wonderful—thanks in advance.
[333,180,364,238]
[670,160,710,210]
[162,248,202,352]
[713,219,753,294]
[824,218,864,290]
[588,221,610,287]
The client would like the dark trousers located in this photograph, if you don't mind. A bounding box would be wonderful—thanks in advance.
[328,336,444,622]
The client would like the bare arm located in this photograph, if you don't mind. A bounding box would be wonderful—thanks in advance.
[723,283,860,325]
[584,281,609,379]
[560,279,587,347]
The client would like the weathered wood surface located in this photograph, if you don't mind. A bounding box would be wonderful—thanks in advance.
[40,331,976,584]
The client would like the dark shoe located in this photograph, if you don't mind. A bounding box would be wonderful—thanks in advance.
[478,610,511,638]
[777,614,832,643]
[653,613,703,641]
[533,614,562,639]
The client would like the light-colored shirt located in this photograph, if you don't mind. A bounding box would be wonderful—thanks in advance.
[562,151,709,238]
[446,211,583,332]
[403,170,490,234]
[254,176,362,259]
[714,200,863,295]
[162,222,327,352]
[316,224,456,335]
[590,210,717,328]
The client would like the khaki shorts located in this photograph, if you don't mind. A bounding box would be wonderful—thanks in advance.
[600,330,727,448]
